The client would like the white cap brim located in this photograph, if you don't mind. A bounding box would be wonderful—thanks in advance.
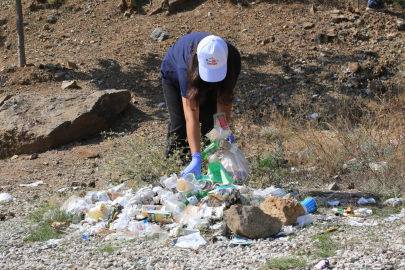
[199,62,227,82]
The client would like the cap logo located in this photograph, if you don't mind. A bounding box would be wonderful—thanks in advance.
[206,57,217,66]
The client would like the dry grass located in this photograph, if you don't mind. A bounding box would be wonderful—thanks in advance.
[237,85,405,197]
[102,83,405,197]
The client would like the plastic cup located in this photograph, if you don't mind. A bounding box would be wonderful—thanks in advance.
[176,179,195,193]
[301,198,316,213]
[183,173,199,185]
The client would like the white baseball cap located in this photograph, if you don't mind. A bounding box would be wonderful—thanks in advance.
[197,35,228,82]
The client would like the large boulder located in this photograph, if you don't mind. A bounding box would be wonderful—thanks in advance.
[224,205,282,239]
[0,90,130,158]
[260,196,305,225]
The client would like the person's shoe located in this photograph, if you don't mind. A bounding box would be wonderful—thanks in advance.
[366,0,387,12]
[366,6,387,11]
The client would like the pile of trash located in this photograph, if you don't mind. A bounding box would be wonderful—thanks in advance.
[56,113,405,249]
[61,178,317,248]
[59,113,317,248]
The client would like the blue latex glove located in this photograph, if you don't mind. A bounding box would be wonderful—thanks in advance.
[228,133,235,143]
[181,153,202,179]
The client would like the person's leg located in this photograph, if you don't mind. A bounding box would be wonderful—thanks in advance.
[163,82,188,158]
[199,89,218,148]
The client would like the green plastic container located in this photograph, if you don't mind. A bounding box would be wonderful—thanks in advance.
[201,141,220,160]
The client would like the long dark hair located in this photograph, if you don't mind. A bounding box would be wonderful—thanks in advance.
[186,43,236,107]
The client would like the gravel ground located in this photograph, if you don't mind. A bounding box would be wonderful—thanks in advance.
[1,199,405,270]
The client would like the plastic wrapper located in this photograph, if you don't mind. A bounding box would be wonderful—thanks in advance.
[175,232,207,249]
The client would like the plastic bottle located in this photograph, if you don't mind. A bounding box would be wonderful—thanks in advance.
[201,141,220,160]
[182,191,210,206]
[161,196,186,222]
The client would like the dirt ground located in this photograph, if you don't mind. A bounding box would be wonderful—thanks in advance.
[1,0,405,203]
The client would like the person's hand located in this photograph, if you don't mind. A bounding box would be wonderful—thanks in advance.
[227,133,234,143]
[181,153,202,179]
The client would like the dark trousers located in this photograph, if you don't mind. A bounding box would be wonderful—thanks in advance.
[163,82,217,158]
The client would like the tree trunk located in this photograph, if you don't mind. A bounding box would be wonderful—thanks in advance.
[16,0,26,67]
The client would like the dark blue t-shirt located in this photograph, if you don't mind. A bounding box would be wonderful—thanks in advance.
[160,32,241,98]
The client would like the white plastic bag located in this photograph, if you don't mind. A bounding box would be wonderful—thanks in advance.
[220,148,250,183]
[134,186,155,205]
[175,232,207,249]
[110,213,130,231]
[0,193,13,203]
[296,214,314,228]
[62,198,89,216]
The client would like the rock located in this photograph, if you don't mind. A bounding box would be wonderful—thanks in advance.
[328,182,339,191]
[330,9,342,14]
[28,153,38,160]
[260,197,305,225]
[47,15,57,24]
[61,81,77,89]
[45,63,56,70]
[78,150,99,159]
[54,72,66,81]
[4,41,11,49]
[349,62,360,73]
[0,90,131,158]
[67,61,77,69]
[150,28,169,42]
[224,205,282,239]
[0,18,6,25]
[0,94,13,107]
[19,78,31,85]
[303,22,314,29]
[330,14,347,23]
[398,21,405,31]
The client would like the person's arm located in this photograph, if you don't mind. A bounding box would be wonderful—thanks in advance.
[182,97,201,153]
[217,102,232,124]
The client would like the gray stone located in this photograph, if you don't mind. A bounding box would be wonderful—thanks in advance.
[54,72,66,81]
[150,28,169,42]
[303,22,314,29]
[47,15,57,24]
[328,182,339,191]
[224,205,282,239]
[0,18,6,25]
[61,81,77,89]
[45,63,56,70]
[4,41,11,49]
[0,90,131,158]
